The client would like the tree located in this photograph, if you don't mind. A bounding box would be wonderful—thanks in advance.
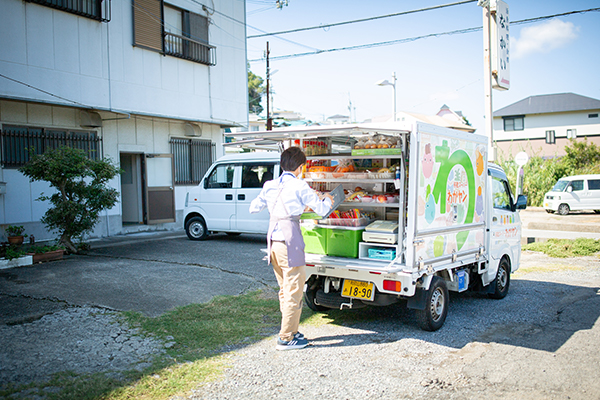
[19,147,120,253]
[248,66,265,115]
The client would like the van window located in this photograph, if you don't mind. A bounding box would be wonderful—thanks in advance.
[588,179,600,190]
[492,177,512,210]
[570,180,584,191]
[206,164,235,188]
[242,164,276,188]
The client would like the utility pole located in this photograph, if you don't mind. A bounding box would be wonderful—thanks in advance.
[266,42,272,131]
[481,1,494,161]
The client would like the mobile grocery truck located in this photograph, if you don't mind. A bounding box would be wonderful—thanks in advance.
[222,122,527,331]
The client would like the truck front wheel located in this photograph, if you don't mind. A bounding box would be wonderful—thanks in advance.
[489,258,510,299]
[416,276,448,331]
[186,216,208,240]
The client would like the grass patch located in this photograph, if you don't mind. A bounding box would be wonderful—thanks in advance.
[514,263,585,275]
[2,291,281,400]
[523,238,600,258]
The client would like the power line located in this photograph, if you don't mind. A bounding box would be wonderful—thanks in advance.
[248,7,600,63]
[0,73,90,108]
[247,0,477,39]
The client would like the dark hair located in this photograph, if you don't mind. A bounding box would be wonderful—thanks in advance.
[280,147,306,172]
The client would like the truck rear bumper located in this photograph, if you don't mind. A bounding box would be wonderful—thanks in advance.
[305,254,416,297]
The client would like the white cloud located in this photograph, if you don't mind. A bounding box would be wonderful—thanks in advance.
[512,19,579,59]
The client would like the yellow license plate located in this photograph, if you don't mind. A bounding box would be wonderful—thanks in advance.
[341,279,375,301]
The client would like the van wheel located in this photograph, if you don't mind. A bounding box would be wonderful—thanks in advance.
[186,216,208,240]
[557,203,570,215]
[415,277,448,331]
[489,258,510,299]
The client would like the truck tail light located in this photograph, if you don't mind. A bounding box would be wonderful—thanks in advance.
[383,280,401,292]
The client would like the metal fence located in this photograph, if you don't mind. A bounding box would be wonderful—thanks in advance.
[170,138,215,185]
[0,127,102,168]
[26,0,111,22]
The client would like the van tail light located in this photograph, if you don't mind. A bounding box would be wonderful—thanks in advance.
[383,280,402,292]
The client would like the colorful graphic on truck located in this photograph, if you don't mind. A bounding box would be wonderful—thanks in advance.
[417,134,487,261]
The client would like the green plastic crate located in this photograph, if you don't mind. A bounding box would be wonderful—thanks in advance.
[301,225,328,255]
[326,226,365,258]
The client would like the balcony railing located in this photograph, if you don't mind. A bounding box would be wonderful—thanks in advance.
[26,0,111,22]
[164,32,216,66]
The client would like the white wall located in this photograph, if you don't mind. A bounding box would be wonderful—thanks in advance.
[494,110,600,142]
[0,0,248,126]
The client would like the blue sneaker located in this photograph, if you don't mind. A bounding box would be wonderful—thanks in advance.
[294,332,305,340]
[276,336,308,350]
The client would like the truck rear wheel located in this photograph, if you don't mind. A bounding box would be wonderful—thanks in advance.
[415,276,448,331]
[489,258,510,299]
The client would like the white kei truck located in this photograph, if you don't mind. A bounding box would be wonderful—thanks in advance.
[215,122,527,331]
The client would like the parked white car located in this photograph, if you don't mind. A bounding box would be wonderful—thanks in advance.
[183,152,280,240]
[544,174,600,215]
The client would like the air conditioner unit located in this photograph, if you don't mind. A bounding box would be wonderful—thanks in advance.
[80,111,102,127]
[184,123,202,137]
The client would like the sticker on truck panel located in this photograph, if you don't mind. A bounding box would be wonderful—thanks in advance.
[416,134,487,260]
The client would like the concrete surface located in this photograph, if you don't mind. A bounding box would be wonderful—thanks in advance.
[1,206,598,325]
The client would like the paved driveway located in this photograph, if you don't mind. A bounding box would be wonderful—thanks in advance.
[0,233,274,323]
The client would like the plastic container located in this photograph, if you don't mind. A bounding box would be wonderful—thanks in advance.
[326,226,365,258]
[317,217,371,227]
[301,225,328,254]
[367,247,397,260]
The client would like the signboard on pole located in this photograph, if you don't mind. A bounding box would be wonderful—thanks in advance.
[491,0,510,90]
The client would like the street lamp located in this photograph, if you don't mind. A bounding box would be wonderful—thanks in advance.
[376,72,397,121]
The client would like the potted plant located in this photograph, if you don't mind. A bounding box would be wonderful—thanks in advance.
[28,244,65,263]
[6,225,27,245]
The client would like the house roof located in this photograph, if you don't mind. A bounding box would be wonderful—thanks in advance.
[494,93,600,117]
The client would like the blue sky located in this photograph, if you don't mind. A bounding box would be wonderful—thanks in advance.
[245,0,600,132]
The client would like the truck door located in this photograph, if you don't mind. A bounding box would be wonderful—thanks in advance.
[490,175,521,271]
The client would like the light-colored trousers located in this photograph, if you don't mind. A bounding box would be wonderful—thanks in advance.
[270,241,306,342]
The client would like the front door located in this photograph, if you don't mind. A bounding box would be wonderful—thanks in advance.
[144,154,176,224]
[120,153,144,224]
[235,162,278,233]
[490,176,521,271]
[202,162,236,231]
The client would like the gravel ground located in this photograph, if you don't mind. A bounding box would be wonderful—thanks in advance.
[2,251,600,400]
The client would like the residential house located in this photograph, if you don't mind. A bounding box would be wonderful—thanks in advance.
[493,93,600,159]
[0,0,247,241]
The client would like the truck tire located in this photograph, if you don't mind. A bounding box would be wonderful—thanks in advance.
[186,216,208,240]
[489,257,510,299]
[415,276,448,331]
[557,203,570,215]
[304,287,328,312]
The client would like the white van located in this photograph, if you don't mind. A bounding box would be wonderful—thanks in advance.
[544,174,600,215]
[183,152,280,239]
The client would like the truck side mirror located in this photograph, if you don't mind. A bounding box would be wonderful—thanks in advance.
[566,186,573,193]
[515,195,527,210]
